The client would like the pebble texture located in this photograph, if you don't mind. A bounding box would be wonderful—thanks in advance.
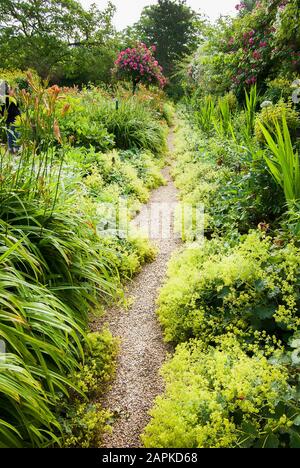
[97,131,179,448]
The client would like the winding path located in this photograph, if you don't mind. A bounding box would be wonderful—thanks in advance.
[98,130,179,448]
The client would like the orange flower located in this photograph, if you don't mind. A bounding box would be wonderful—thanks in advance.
[48,85,61,96]
[273,238,284,247]
[61,103,71,117]
[53,119,62,145]
[34,96,40,110]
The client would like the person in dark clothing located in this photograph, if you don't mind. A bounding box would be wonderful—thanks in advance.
[0,82,21,154]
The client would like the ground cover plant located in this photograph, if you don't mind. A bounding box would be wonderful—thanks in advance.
[143,0,300,449]
[143,336,300,448]
[0,70,169,447]
[1,0,300,451]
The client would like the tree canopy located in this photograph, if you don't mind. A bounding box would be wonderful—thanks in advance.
[0,0,118,84]
[126,0,202,78]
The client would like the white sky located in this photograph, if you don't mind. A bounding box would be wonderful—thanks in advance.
[80,0,238,30]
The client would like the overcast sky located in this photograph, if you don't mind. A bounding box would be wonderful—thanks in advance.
[80,0,238,30]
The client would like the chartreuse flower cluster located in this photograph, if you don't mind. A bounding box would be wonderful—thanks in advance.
[58,330,118,448]
[142,336,299,449]
[0,74,168,447]
[157,231,300,345]
[255,100,299,143]
[144,229,300,447]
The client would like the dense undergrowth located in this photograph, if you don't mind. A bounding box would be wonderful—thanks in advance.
[1,0,300,450]
[143,74,300,448]
[0,72,170,447]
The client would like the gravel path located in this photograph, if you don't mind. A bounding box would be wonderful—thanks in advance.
[96,130,179,448]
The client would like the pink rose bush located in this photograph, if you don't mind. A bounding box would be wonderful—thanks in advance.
[235,2,247,11]
[221,1,299,92]
[114,43,167,92]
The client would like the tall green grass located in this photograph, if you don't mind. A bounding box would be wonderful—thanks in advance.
[194,95,214,133]
[213,97,236,140]
[259,114,300,205]
[244,85,258,140]
[0,190,120,446]
[94,97,167,155]
[0,77,166,446]
[0,80,119,446]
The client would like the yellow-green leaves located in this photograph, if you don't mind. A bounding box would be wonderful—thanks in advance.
[259,115,300,206]
[157,231,300,344]
[142,337,292,448]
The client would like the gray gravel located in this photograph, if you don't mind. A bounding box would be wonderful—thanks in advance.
[94,131,180,448]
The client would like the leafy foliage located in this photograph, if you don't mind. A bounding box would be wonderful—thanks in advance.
[127,0,202,78]
[259,115,300,205]
[0,73,167,447]
[0,0,118,85]
[173,122,284,236]
[158,231,300,344]
[59,330,118,448]
[255,100,299,143]
[145,55,300,447]
[92,96,167,154]
[186,1,300,98]
[143,336,300,448]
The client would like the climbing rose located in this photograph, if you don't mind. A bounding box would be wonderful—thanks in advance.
[235,2,246,10]
[113,43,167,91]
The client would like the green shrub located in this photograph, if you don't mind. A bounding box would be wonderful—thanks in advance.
[264,77,299,104]
[95,97,167,155]
[68,147,165,208]
[120,150,165,190]
[59,330,118,448]
[0,79,166,448]
[60,104,114,151]
[85,153,149,204]
[255,100,299,144]
[192,95,215,134]
[59,402,111,449]
[0,68,36,88]
[158,232,300,344]
[142,336,300,448]
[0,189,123,447]
[72,330,118,394]
[162,103,175,127]
[213,96,235,139]
[172,123,284,235]
[0,228,86,447]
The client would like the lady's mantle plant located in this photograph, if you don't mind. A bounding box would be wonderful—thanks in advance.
[114,43,167,93]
